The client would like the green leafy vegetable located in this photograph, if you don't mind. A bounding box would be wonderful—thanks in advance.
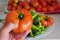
[30,10,38,19]
[33,15,40,25]
[28,10,46,37]
[30,30,34,37]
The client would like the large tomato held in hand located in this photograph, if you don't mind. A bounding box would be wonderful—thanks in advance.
[5,9,33,33]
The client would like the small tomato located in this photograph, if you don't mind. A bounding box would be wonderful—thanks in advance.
[48,17,54,25]
[41,19,47,27]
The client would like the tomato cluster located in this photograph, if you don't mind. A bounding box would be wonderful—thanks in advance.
[7,0,60,12]
[41,16,54,27]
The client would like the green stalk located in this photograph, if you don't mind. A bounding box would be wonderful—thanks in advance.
[32,25,40,31]
[32,14,38,19]
[30,30,34,37]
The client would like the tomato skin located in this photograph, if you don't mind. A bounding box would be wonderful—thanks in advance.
[17,6,22,12]
[48,17,54,25]
[7,5,12,11]
[13,3,17,8]
[18,9,33,33]
[5,9,33,33]
[41,7,47,12]
[47,21,51,26]
[11,7,16,11]
[32,1,39,8]
[24,4,30,10]
[47,6,55,12]
[41,19,47,27]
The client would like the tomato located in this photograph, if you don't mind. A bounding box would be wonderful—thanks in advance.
[46,0,52,4]
[47,6,55,12]
[47,21,51,26]
[41,19,47,27]
[30,7,35,10]
[41,16,54,27]
[36,5,42,12]
[57,3,60,9]
[8,0,13,5]
[42,7,47,12]
[48,17,54,25]
[7,5,12,11]
[13,3,17,8]
[17,6,22,12]
[24,4,30,10]
[36,7,41,12]
[11,7,16,11]
[40,0,47,7]
[5,9,33,33]
[21,1,29,7]
[32,1,39,8]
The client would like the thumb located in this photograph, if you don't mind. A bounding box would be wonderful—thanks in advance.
[2,22,18,33]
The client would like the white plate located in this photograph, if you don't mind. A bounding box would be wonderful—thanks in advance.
[0,12,55,40]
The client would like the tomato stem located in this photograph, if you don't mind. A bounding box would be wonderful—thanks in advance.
[18,12,24,19]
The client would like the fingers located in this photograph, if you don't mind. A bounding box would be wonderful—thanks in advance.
[6,22,18,31]
[1,22,18,33]
[10,30,30,40]
[16,30,30,40]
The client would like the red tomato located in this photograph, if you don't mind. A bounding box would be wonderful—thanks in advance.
[46,0,52,4]
[30,7,35,10]
[42,7,47,12]
[41,19,47,27]
[36,7,41,12]
[40,0,47,7]
[47,6,55,12]
[17,6,22,12]
[21,1,29,7]
[8,0,13,5]
[36,5,42,12]
[52,3,58,10]
[32,1,39,8]
[24,4,30,10]
[11,7,16,11]
[48,17,54,25]
[57,3,60,9]
[7,5,12,11]
[13,3,17,8]
[47,21,51,26]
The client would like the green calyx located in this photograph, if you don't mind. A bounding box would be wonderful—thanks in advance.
[18,12,24,19]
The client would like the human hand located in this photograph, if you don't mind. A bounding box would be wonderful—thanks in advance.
[0,23,30,40]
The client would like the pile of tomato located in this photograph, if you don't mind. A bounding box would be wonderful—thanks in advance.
[7,0,60,12]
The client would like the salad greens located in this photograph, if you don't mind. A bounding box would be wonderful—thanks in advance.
[28,10,46,37]
[30,10,38,19]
